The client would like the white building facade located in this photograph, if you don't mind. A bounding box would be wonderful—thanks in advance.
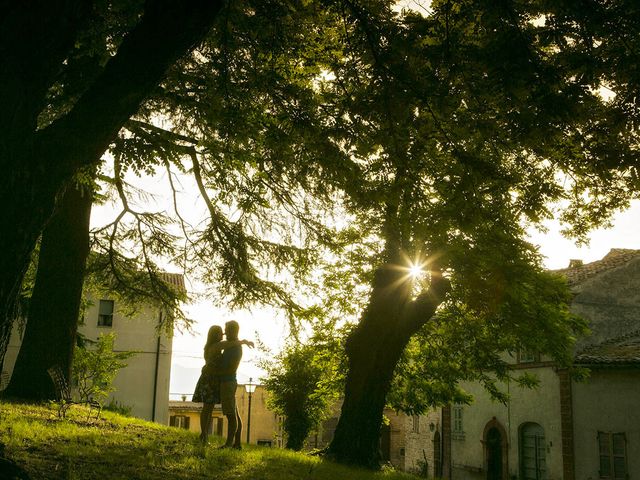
[2,273,184,425]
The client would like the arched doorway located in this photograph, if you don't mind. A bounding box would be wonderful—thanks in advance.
[486,427,503,479]
[433,430,442,478]
[483,418,508,480]
[519,423,547,480]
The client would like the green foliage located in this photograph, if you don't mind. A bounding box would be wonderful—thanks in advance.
[72,333,136,403]
[260,331,345,450]
[0,402,415,480]
[389,254,588,412]
[13,0,640,446]
[83,252,189,335]
[102,398,133,417]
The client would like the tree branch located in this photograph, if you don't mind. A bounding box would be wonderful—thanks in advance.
[36,0,224,182]
[403,266,451,334]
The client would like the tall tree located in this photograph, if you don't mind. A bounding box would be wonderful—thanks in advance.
[323,0,639,467]
[5,179,93,400]
[0,0,225,366]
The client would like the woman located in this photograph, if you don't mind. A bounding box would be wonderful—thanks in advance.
[192,325,253,444]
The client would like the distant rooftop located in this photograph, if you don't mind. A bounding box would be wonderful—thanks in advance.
[553,248,640,285]
[576,330,640,366]
[168,401,210,412]
[160,272,186,293]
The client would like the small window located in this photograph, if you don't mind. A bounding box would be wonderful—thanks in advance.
[170,415,190,429]
[98,300,114,327]
[412,415,420,433]
[399,447,405,456]
[453,405,464,439]
[257,440,272,447]
[518,350,538,363]
[598,432,627,479]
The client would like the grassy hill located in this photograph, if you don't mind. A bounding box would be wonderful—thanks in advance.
[0,402,418,480]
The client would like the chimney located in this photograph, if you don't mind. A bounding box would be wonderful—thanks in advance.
[569,259,583,268]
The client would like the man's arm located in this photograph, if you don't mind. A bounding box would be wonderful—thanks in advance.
[209,339,254,354]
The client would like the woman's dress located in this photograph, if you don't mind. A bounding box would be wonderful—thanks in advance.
[192,348,222,404]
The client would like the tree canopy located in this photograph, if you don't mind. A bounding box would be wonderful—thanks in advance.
[2,0,640,469]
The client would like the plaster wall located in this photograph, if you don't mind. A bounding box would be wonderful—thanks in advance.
[573,369,640,480]
[452,366,563,480]
[82,297,173,424]
[1,296,173,425]
[236,385,282,446]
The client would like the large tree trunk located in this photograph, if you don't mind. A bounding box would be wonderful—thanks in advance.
[0,165,63,370]
[0,0,224,367]
[5,183,93,400]
[328,259,449,468]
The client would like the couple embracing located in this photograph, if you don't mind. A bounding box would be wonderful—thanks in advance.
[192,320,254,448]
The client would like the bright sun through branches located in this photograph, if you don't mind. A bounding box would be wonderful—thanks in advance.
[409,264,424,278]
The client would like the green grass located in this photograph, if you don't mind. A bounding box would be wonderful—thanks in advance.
[0,401,418,480]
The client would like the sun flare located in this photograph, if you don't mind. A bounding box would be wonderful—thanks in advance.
[409,264,423,278]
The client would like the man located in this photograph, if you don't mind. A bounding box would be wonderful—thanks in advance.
[219,320,246,449]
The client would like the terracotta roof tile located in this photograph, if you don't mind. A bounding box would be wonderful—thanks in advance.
[160,272,187,293]
[575,330,640,365]
[553,248,640,286]
[168,401,212,412]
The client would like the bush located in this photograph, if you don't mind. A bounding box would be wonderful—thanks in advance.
[72,333,136,404]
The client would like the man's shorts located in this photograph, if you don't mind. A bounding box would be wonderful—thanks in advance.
[220,380,238,416]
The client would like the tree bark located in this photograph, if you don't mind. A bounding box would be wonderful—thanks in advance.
[0,0,224,366]
[5,183,92,400]
[328,260,450,468]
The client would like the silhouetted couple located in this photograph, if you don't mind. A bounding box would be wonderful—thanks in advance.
[192,320,253,448]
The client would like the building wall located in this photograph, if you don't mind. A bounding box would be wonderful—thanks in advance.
[236,385,282,447]
[402,409,443,478]
[80,297,173,424]
[385,409,409,469]
[570,256,640,351]
[2,296,172,425]
[573,368,640,480]
[167,386,282,447]
[451,364,563,480]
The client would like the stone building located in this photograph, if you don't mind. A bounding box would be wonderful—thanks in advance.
[309,400,448,476]
[414,249,640,479]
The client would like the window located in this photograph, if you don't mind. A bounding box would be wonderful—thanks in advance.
[520,423,547,480]
[169,415,190,429]
[399,447,405,457]
[98,299,114,327]
[453,405,464,439]
[257,440,272,447]
[412,415,420,433]
[518,350,539,364]
[598,432,627,479]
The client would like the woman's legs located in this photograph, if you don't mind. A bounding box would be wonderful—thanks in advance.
[200,403,214,443]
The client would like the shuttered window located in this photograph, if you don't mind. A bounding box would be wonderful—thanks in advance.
[520,423,547,480]
[98,299,114,327]
[598,432,627,479]
[169,415,190,429]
